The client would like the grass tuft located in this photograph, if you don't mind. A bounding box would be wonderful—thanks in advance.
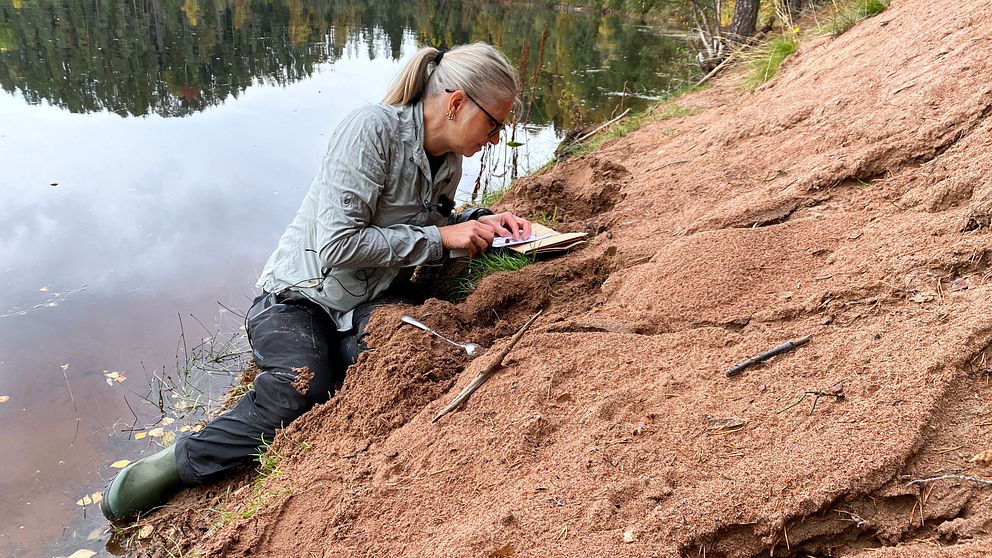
[456,250,533,297]
[531,207,561,228]
[478,183,511,208]
[743,35,799,88]
[830,0,889,37]
[211,435,302,525]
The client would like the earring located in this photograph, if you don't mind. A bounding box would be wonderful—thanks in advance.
[446,111,454,121]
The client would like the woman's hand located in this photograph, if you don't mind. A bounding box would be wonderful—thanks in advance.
[477,212,532,241]
[439,220,496,258]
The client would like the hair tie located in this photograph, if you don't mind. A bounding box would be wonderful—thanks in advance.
[435,49,445,65]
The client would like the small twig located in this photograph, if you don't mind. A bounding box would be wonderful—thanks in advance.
[178,313,189,360]
[779,384,845,416]
[907,474,992,487]
[217,300,246,319]
[60,363,81,445]
[695,45,742,87]
[727,335,811,377]
[122,395,139,440]
[576,109,631,143]
[433,309,543,422]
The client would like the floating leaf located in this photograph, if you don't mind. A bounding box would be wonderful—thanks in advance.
[137,524,154,538]
[148,427,165,438]
[160,417,175,426]
[39,287,49,292]
[134,432,147,440]
[0,396,9,404]
[66,550,96,558]
[85,527,104,541]
[110,459,131,469]
[76,492,102,507]
[104,371,126,385]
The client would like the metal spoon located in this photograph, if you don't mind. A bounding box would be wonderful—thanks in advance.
[401,314,485,358]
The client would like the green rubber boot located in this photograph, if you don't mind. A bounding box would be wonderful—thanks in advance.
[101,444,183,522]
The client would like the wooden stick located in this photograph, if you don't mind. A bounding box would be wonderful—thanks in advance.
[433,309,543,423]
[695,51,736,87]
[727,335,811,377]
[576,109,631,143]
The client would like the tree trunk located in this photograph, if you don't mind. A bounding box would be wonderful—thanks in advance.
[728,0,761,43]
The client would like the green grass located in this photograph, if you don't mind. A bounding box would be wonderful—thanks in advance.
[830,0,889,37]
[456,250,533,297]
[478,183,511,207]
[531,207,561,228]
[744,35,799,88]
[211,434,308,524]
[254,437,284,478]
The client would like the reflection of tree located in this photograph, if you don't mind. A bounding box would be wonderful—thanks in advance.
[0,0,691,128]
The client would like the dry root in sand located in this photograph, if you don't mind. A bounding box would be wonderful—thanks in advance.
[433,309,543,422]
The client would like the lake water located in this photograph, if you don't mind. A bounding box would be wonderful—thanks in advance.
[0,1,692,556]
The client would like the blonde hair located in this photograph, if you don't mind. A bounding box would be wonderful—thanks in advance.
[383,43,522,114]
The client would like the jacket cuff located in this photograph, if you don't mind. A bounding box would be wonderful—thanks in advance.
[425,225,445,262]
[452,207,495,224]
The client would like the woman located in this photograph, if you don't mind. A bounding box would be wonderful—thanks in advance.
[102,43,532,522]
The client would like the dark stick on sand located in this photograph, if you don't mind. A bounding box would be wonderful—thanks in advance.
[726,335,811,377]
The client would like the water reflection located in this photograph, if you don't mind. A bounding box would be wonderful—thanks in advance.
[0,54,409,558]
[0,1,691,556]
[0,0,691,128]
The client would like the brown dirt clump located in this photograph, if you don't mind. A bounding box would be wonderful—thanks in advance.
[498,155,630,226]
[134,1,992,556]
[291,366,313,396]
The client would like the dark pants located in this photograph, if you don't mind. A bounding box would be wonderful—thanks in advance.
[174,291,384,485]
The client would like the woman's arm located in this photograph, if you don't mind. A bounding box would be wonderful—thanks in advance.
[313,109,445,268]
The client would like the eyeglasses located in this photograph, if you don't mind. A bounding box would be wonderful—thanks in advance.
[445,88,505,137]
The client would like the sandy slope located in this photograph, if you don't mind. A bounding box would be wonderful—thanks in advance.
[135,0,992,556]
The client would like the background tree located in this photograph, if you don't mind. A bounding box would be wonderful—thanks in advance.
[727,0,761,43]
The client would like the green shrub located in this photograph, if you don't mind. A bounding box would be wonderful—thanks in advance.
[744,35,799,88]
[830,0,889,37]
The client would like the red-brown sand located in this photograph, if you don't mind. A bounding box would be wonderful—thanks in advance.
[130,1,992,556]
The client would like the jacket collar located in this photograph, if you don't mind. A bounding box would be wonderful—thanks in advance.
[401,101,457,186]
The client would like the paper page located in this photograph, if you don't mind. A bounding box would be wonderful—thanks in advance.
[492,233,553,248]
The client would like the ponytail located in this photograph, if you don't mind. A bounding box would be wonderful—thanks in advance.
[382,47,441,106]
[383,43,521,112]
